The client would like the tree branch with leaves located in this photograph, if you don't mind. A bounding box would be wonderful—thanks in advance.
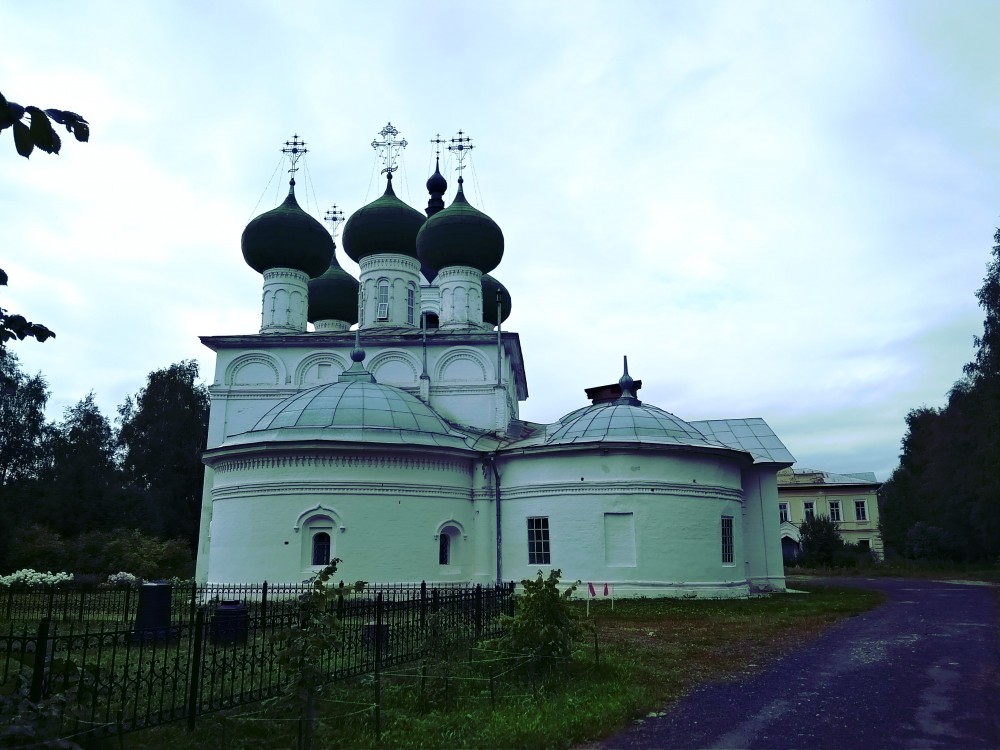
[1,90,89,158]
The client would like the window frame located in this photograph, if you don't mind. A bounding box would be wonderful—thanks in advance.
[311,531,331,566]
[854,499,868,522]
[438,532,450,565]
[376,281,390,320]
[829,500,842,523]
[779,502,789,524]
[527,516,551,565]
[406,285,415,325]
[803,501,815,522]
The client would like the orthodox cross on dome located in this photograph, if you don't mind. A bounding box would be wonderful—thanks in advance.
[324,204,345,238]
[447,129,474,179]
[282,134,308,187]
[371,122,408,177]
[430,133,447,158]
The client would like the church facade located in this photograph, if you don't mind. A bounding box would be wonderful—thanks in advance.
[195,130,794,597]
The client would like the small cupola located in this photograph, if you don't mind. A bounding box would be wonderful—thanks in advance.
[308,204,359,331]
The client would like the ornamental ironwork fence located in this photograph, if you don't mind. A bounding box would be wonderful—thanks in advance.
[0,580,515,745]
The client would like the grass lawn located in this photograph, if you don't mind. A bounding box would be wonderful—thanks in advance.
[121,583,883,750]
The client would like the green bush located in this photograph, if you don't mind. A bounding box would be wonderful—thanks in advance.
[496,569,582,667]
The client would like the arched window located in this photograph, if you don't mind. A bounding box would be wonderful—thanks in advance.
[439,533,450,565]
[312,532,331,565]
[407,285,416,325]
[376,281,390,320]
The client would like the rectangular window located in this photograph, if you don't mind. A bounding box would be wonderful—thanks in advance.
[858,539,871,550]
[721,516,734,565]
[407,288,415,325]
[855,500,868,522]
[779,502,789,524]
[527,517,550,565]
[804,501,815,522]
[376,284,389,320]
[829,501,841,522]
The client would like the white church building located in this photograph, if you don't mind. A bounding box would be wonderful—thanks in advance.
[194,129,795,598]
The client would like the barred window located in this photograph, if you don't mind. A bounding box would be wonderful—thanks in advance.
[527,517,550,565]
[721,516,734,565]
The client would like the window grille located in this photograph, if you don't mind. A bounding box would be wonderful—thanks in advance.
[527,517,550,565]
[439,533,451,565]
[721,516,734,564]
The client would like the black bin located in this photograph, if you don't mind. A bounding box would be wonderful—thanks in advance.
[211,600,249,645]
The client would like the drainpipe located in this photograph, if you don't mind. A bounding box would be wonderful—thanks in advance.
[487,453,502,584]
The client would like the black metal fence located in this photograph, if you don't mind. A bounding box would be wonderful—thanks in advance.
[0,581,515,744]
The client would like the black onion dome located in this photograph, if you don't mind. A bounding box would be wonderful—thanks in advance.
[416,183,504,274]
[426,160,447,195]
[242,187,333,278]
[481,274,512,326]
[342,177,425,263]
[308,250,360,324]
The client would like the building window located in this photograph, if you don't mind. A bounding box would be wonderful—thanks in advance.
[858,538,871,550]
[721,516,734,565]
[829,501,841,522]
[407,286,415,325]
[804,501,815,522]
[376,282,389,320]
[779,502,789,524]
[439,533,450,565]
[855,500,868,522]
[527,517,550,565]
[311,532,331,566]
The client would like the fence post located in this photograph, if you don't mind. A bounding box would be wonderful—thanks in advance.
[186,607,205,732]
[260,581,269,629]
[475,584,483,641]
[374,593,383,738]
[123,586,132,626]
[77,588,86,622]
[420,580,427,635]
[29,618,51,702]
[46,585,55,621]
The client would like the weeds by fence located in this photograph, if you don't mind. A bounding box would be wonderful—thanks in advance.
[0,580,515,746]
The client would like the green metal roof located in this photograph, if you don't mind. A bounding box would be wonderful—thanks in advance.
[342,178,425,263]
[241,188,333,278]
[307,252,359,324]
[416,186,503,274]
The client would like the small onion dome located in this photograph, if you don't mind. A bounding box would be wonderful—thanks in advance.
[241,186,333,278]
[416,179,504,274]
[481,274,512,326]
[342,176,425,263]
[426,158,448,196]
[307,251,360,325]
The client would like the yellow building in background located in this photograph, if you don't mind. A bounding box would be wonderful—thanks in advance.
[776,468,883,562]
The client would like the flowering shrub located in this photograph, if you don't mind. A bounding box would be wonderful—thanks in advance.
[0,569,73,588]
[106,571,139,588]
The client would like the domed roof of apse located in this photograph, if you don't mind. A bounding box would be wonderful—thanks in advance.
[342,175,426,263]
[546,359,735,452]
[481,274,512,326]
[416,178,503,274]
[242,185,333,278]
[308,248,360,324]
[239,379,472,450]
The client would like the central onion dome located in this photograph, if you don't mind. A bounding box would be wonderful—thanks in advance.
[242,186,333,278]
[307,247,359,325]
[236,379,471,450]
[416,178,504,274]
[341,176,426,263]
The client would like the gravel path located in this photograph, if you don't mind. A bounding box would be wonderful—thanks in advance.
[590,577,1000,750]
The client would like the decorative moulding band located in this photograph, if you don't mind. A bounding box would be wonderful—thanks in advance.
[212,482,473,501]
[212,453,471,475]
[499,481,744,503]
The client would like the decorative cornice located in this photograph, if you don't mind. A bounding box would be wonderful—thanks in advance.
[212,453,471,475]
[359,255,421,274]
[436,266,482,283]
[263,268,309,282]
[213,481,473,501]
[499,481,744,503]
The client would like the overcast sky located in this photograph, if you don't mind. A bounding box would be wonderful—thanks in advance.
[2,0,998,480]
